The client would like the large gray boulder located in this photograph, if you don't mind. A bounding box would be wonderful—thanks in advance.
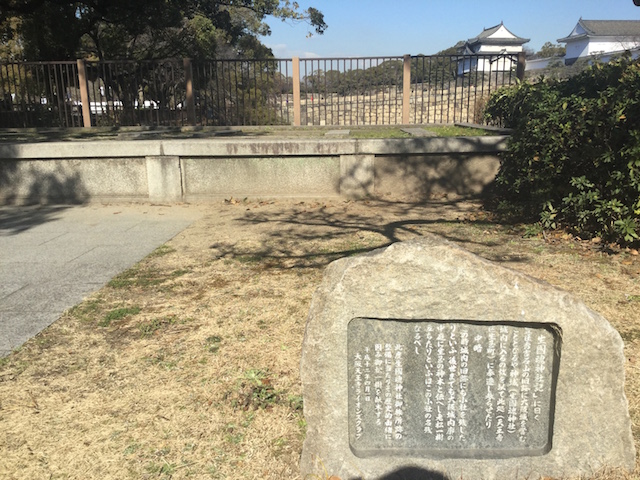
[300,235,635,479]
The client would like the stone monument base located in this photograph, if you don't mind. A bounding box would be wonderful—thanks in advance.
[300,235,635,480]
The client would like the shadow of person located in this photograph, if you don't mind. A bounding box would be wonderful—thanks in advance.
[350,466,450,480]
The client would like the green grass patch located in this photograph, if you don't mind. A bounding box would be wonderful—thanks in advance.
[108,266,190,289]
[169,269,190,278]
[123,443,140,456]
[224,423,245,444]
[287,394,303,413]
[226,369,286,410]
[138,315,186,337]
[141,349,179,370]
[144,460,176,477]
[425,125,493,137]
[234,254,266,264]
[69,297,104,322]
[205,335,223,353]
[148,245,176,258]
[99,306,141,327]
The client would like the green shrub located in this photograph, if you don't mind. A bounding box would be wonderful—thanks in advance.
[484,55,640,244]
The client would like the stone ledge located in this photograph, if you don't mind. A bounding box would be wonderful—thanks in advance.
[0,136,508,159]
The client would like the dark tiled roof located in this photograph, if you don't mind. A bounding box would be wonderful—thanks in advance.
[559,19,640,42]
[466,22,529,45]
[580,20,640,37]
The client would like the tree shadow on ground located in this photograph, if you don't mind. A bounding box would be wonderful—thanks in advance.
[0,205,73,235]
[0,143,89,234]
[210,198,532,270]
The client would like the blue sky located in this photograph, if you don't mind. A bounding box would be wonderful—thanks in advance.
[261,0,640,58]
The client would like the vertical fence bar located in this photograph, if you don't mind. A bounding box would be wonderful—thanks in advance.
[450,56,457,123]
[467,56,473,122]
[411,57,421,124]
[402,54,411,124]
[214,62,221,125]
[292,57,300,126]
[76,59,92,128]
[258,60,265,125]
[323,59,327,126]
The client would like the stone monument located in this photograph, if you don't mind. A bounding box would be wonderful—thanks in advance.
[300,235,635,480]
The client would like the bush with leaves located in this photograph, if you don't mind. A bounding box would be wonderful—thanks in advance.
[484,55,640,244]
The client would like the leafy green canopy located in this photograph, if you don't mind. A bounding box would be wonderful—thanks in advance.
[484,55,640,244]
[528,42,566,60]
[0,0,326,60]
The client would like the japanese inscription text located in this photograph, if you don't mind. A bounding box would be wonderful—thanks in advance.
[348,319,560,458]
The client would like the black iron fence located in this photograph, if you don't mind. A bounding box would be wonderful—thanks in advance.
[83,59,186,127]
[0,61,83,128]
[0,54,523,128]
[192,58,292,126]
[298,54,520,126]
[299,57,405,126]
[410,53,520,124]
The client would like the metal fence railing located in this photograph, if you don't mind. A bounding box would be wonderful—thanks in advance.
[0,61,83,128]
[0,54,524,128]
[192,59,292,126]
[299,57,405,126]
[410,53,520,124]
[83,59,185,127]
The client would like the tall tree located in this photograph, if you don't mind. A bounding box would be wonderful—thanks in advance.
[0,0,326,60]
[531,42,566,59]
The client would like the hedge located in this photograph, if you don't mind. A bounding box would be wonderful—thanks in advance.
[484,55,640,244]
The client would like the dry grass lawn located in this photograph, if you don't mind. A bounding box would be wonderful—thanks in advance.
[1,198,640,479]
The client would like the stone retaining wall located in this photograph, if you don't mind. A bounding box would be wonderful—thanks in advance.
[0,136,507,205]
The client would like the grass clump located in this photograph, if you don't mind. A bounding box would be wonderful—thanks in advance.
[205,335,223,353]
[108,266,190,289]
[138,316,179,337]
[229,369,283,410]
[98,306,141,327]
[69,297,104,322]
[148,245,176,258]
[426,125,493,137]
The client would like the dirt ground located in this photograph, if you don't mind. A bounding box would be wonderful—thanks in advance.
[1,198,640,479]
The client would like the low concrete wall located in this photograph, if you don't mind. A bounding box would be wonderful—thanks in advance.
[0,136,507,205]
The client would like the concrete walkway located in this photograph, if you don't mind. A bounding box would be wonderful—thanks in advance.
[0,204,202,357]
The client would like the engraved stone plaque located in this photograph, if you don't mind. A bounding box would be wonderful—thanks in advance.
[348,318,560,458]
[301,237,635,480]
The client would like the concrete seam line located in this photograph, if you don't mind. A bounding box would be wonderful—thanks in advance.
[179,157,185,200]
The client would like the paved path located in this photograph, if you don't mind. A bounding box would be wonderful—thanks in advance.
[0,204,202,357]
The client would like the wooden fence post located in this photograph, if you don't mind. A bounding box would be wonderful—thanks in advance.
[292,57,301,126]
[76,59,92,128]
[402,54,411,125]
[516,52,526,82]
[183,58,196,126]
